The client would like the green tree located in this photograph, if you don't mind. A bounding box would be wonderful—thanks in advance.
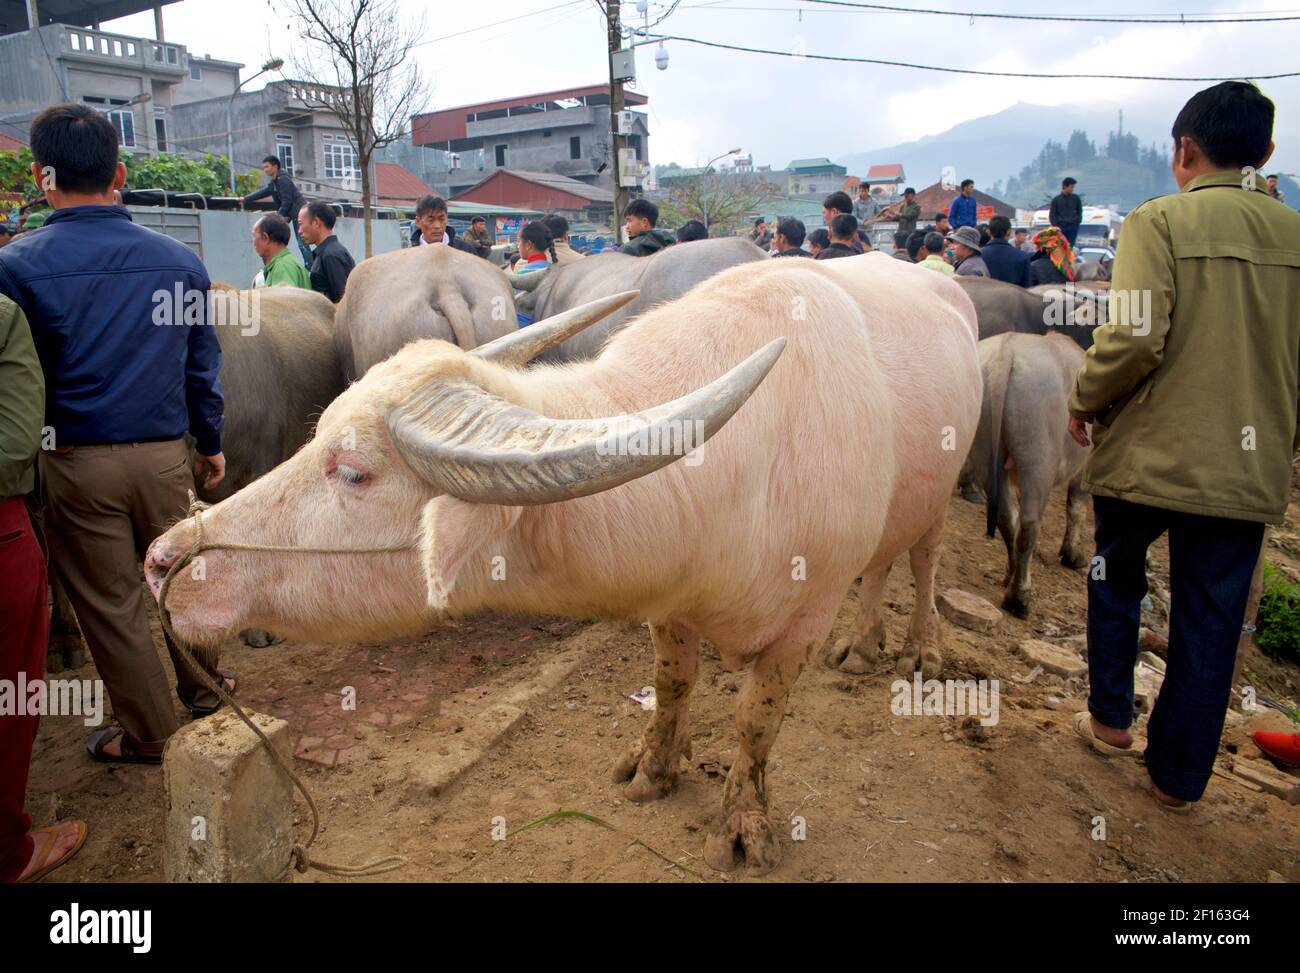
[0,147,45,221]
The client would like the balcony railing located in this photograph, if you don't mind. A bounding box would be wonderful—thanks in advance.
[62,27,186,75]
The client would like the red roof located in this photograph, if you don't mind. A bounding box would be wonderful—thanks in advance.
[451,169,610,212]
[412,84,647,146]
[0,132,27,153]
[866,164,903,179]
[374,162,438,206]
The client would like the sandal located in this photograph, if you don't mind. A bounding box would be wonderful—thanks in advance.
[1149,781,1193,814]
[86,726,162,765]
[16,820,87,883]
[189,670,239,719]
[1074,711,1141,759]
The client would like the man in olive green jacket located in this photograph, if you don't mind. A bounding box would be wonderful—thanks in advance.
[1067,82,1300,810]
[0,296,88,882]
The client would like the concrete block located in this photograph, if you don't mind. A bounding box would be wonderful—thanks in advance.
[937,589,1001,634]
[163,710,294,882]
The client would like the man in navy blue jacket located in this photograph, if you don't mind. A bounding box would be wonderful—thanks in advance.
[948,179,978,230]
[0,104,232,764]
[980,215,1032,287]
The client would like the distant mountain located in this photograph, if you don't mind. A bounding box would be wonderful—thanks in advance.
[839,101,1299,210]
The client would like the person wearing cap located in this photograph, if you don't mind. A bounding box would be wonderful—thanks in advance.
[894,188,921,236]
[463,215,494,258]
[947,225,988,277]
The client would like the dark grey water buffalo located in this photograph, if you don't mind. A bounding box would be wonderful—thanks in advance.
[337,244,518,377]
[973,332,1091,617]
[511,237,767,361]
[956,276,1103,350]
[200,286,346,503]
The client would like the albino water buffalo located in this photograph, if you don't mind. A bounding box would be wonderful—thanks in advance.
[146,252,980,875]
[956,276,1102,349]
[972,332,1090,617]
[510,237,767,360]
[336,245,518,377]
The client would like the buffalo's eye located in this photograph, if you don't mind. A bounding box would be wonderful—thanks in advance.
[337,463,369,484]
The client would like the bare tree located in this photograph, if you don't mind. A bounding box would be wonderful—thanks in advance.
[287,0,428,257]
[658,173,781,237]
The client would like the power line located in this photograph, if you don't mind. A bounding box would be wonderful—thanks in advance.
[794,0,1300,23]
[411,0,589,47]
[658,33,1300,79]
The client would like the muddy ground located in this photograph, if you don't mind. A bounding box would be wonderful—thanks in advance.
[28,485,1300,883]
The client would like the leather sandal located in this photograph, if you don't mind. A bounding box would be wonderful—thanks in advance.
[16,820,87,883]
[86,726,162,765]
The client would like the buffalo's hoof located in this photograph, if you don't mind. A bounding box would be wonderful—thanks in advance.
[896,642,942,680]
[959,485,987,505]
[1060,549,1087,570]
[240,629,284,648]
[1001,591,1032,619]
[704,808,781,875]
[611,741,679,803]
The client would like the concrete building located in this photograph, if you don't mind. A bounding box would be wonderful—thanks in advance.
[169,80,363,202]
[410,84,649,197]
[784,157,848,196]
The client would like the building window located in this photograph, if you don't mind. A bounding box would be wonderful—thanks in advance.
[494,143,507,167]
[166,47,178,65]
[69,32,81,50]
[324,141,359,181]
[108,110,135,148]
[570,136,581,160]
[628,134,642,161]
[277,142,295,176]
[154,110,167,152]
[152,44,163,62]
[189,61,202,81]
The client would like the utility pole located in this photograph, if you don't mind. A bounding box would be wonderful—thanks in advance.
[607,0,627,244]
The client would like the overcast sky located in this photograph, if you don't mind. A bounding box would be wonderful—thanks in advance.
[107,0,1300,174]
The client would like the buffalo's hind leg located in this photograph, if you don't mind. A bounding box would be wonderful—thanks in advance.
[612,621,699,803]
[824,564,891,674]
[1059,474,1089,569]
[897,511,947,679]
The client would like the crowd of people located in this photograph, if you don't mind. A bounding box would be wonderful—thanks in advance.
[0,81,1297,884]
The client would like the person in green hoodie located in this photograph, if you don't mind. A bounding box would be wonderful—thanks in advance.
[251,214,310,290]
[1067,81,1300,812]
[620,198,674,257]
[0,295,88,882]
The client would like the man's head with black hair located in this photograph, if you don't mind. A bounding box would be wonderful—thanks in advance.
[989,215,1012,240]
[924,231,946,255]
[959,179,974,195]
[28,103,123,201]
[414,194,449,244]
[807,227,830,254]
[624,197,659,237]
[822,191,853,226]
[893,230,909,249]
[676,220,707,243]
[544,213,569,241]
[775,217,806,250]
[1171,81,1274,187]
[830,213,857,243]
[297,200,337,245]
[906,229,927,261]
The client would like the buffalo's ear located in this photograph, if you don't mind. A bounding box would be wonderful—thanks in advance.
[420,497,521,611]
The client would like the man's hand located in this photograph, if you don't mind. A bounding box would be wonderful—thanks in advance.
[1068,416,1092,448]
[194,451,226,490]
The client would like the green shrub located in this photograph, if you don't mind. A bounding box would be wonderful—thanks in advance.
[1256,562,1300,663]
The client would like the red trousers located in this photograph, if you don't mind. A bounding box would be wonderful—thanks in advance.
[0,497,48,882]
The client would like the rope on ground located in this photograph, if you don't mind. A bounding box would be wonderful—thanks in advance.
[157,492,417,878]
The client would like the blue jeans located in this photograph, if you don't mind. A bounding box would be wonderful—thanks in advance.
[1059,222,1080,248]
[1087,495,1263,801]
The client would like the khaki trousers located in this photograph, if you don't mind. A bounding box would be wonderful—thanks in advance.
[39,439,221,757]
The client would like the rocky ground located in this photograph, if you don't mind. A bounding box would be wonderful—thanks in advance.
[28,483,1300,883]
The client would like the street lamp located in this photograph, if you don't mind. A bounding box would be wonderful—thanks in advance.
[226,57,284,194]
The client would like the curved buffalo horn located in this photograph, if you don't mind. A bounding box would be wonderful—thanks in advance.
[507,267,549,291]
[472,290,640,367]
[388,337,787,505]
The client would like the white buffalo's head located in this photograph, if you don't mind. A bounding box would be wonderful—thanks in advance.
[146,291,784,649]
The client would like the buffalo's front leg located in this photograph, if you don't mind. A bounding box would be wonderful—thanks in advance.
[824,564,891,674]
[612,621,699,803]
[705,636,811,876]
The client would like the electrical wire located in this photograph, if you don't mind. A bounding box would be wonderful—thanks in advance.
[796,0,1300,24]
[657,33,1300,79]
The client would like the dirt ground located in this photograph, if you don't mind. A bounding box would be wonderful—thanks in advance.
[29,484,1300,883]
